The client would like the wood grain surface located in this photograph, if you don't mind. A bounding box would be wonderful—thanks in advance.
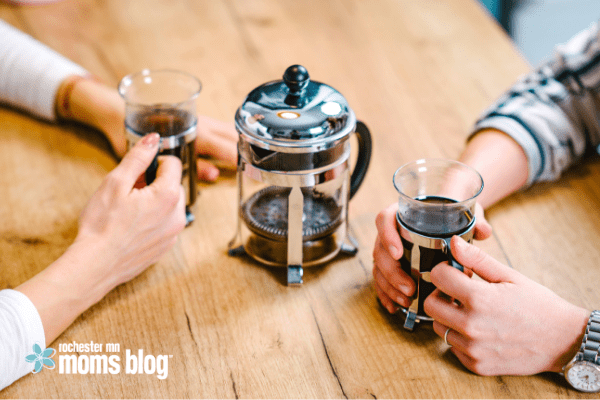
[1,0,599,398]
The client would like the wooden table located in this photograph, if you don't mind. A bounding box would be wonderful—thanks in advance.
[1,0,599,398]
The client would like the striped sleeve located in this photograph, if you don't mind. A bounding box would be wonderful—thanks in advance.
[472,20,600,186]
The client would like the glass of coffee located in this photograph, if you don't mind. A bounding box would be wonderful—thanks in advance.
[393,159,483,330]
[119,69,201,225]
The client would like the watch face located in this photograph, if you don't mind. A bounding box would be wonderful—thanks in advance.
[566,361,600,393]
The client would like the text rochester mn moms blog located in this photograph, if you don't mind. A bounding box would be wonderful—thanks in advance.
[57,342,172,379]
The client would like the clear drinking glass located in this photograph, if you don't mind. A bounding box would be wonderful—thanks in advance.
[119,69,201,224]
[393,158,483,237]
[392,158,483,330]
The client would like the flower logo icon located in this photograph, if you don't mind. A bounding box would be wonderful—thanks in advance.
[25,343,56,374]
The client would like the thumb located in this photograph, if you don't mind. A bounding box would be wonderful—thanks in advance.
[111,133,160,189]
[451,236,514,283]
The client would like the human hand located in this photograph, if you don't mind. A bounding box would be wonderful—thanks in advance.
[372,202,491,314]
[424,236,590,375]
[98,110,238,182]
[58,77,238,182]
[74,133,186,294]
[194,115,238,182]
[17,133,186,344]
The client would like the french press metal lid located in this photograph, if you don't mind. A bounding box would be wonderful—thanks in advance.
[237,65,353,145]
[229,65,372,285]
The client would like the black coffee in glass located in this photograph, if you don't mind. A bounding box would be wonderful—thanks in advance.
[401,195,474,237]
[126,109,197,206]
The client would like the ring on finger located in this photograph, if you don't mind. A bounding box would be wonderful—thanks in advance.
[444,328,452,347]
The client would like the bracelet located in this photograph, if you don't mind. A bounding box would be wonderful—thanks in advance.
[580,310,600,362]
[55,74,95,120]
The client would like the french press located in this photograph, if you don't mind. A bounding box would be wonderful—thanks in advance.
[228,65,372,285]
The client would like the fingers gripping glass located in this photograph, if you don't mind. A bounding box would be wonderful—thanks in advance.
[393,159,483,331]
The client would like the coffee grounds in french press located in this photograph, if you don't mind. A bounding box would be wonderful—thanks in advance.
[241,186,343,242]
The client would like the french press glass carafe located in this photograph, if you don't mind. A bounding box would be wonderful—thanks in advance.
[228,65,372,285]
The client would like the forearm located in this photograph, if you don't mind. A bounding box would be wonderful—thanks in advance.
[459,128,528,209]
[15,239,113,346]
[548,304,590,373]
[56,76,127,157]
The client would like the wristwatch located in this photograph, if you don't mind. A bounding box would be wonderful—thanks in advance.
[564,310,600,393]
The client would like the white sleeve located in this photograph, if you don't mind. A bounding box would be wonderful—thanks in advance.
[0,19,88,121]
[0,289,46,391]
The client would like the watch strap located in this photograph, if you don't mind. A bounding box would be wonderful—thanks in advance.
[578,310,600,363]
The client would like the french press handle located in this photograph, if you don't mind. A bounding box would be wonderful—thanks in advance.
[349,120,372,199]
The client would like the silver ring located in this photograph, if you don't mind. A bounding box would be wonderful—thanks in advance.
[444,328,452,346]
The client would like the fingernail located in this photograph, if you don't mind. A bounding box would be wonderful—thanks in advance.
[395,296,406,307]
[453,236,467,251]
[389,245,400,260]
[141,133,160,148]
[398,285,410,296]
[207,168,219,182]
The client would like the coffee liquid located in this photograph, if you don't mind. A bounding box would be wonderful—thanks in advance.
[400,195,473,237]
[126,109,197,206]
[399,195,473,319]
